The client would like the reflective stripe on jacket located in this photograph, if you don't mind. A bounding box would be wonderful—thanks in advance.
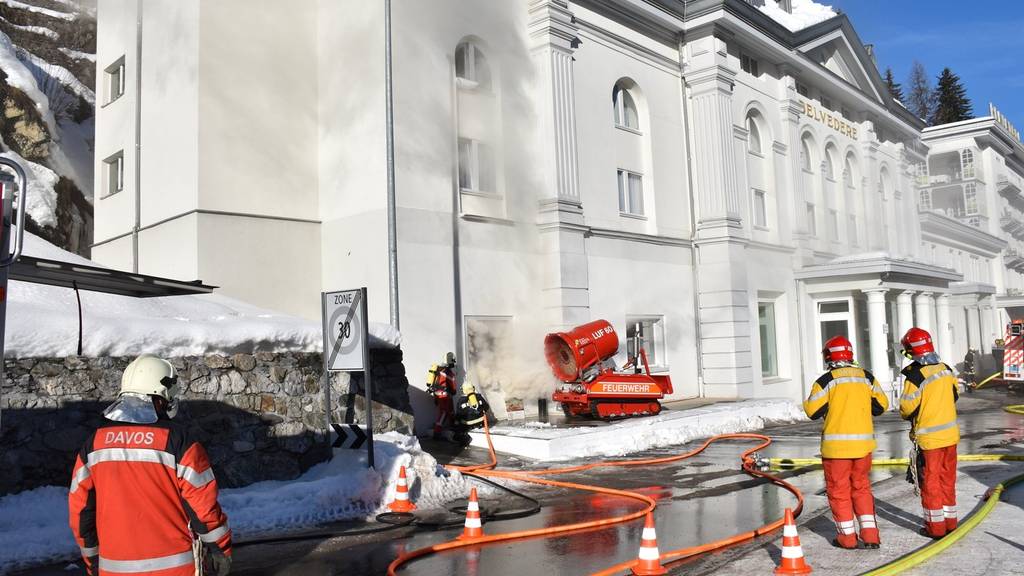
[900,361,960,450]
[68,420,231,575]
[803,366,889,459]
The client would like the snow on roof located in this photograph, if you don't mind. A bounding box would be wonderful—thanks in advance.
[6,234,399,358]
[757,0,836,32]
[0,0,75,21]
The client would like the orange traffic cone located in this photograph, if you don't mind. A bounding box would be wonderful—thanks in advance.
[775,508,812,575]
[388,466,417,513]
[631,512,667,576]
[457,487,484,540]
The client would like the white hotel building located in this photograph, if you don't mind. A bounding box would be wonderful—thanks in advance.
[91,0,1020,425]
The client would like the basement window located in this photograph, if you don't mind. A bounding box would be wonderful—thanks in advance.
[104,151,124,198]
[105,56,125,104]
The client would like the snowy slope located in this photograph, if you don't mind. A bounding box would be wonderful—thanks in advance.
[0,149,58,227]
[0,433,468,573]
[758,0,836,32]
[6,233,400,357]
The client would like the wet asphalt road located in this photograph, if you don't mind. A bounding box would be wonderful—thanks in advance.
[35,390,1024,576]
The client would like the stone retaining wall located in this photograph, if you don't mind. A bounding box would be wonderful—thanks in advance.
[0,348,414,495]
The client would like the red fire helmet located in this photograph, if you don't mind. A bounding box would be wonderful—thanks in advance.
[901,327,934,357]
[822,335,854,363]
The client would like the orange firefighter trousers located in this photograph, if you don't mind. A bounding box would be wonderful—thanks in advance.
[823,454,879,548]
[920,444,958,537]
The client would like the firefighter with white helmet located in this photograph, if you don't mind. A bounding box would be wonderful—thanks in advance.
[804,335,889,549]
[68,355,232,576]
[899,327,960,538]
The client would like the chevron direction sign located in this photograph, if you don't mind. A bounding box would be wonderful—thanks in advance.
[332,423,368,450]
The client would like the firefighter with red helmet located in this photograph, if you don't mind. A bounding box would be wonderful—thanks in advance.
[804,335,889,549]
[68,356,231,576]
[899,327,960,538]
[426,352,458,440]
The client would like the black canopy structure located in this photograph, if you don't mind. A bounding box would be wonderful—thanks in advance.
[10,255,216,298]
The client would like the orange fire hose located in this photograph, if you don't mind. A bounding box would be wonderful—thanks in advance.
[386,419,805,576]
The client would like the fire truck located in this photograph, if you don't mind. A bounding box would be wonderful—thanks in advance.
[1001,319,1024,384]
[544,319,673,420]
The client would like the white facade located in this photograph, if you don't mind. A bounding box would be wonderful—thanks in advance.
[95,0,993,431]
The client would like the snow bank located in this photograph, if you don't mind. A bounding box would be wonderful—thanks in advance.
[758,0,836,32]
[1,149,59,228]
[470,399,809,461]
[0,16,58,39]
[0,433,469,573]
[6,233,399,357]
[0,0,75,21]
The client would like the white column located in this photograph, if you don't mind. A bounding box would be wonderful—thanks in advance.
[935,294,953,362]
[979,295,996,354]
[914,292,934,333]
[967,302,982,351]
[897,291,916,340]
[864,289,892,393]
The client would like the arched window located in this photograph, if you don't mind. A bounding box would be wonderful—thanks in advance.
[613,82,639,130]
[800,134,815,172]
[455,41,491,90]
[746,114,762,155]
[843,156,855,187]
[824,145,838,180]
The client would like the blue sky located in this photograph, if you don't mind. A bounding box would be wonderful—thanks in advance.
[830,0,1024,129]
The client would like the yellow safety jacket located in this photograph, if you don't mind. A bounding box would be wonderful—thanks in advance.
[899,362,959,450]
[804,365,889,459]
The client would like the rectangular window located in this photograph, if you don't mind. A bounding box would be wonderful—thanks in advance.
[849,214,858,245]
[105,57,125,104]
[753,189,767,228]
[829,209,839,240]
[919,189,932,211]
[458,138,496,193]
[806,202,817,236]
[740,53,759,77]
[103,151,124,197]
[758,302,778,377]
[617,169,644,216]
[796,82,810,97]
[625,316,666,370]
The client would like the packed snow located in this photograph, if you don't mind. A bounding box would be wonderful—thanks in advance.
[7,234,401,357]
[758,0,836,32]
[0,16,58,39]
[57,46,94,62]
[1,149,59,228]
[0,433,470,573]
[471,399,809,460]
[0,0,75,21]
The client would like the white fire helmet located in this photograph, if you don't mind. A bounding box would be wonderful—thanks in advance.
[104,355,181,423]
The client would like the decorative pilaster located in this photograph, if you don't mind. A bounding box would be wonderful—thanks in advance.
[529,0,588,329]
[966,302,982,352]
[935,294,953,362]
[685,32,751,397]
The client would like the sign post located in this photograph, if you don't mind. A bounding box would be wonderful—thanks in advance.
[320,287,374,468]
[0,159,28,432]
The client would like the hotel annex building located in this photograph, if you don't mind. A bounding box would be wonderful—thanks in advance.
[91,0,1021,426]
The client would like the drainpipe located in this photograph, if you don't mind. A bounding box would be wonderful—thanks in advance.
[679,35,706,399]
[132,0,143,273]
[384,0,400,330]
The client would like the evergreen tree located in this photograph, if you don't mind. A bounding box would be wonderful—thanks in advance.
[884,67,904,105]
[906,60,933,123]
[929,67,973,126]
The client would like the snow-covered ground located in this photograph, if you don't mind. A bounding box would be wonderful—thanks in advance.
[758,0,836,31]
[0,433,469,573]
[6,233,400,357]
[470,399,809,460]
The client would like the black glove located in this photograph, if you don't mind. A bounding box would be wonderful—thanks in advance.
[84,555,99,576]
[203,545,232,576]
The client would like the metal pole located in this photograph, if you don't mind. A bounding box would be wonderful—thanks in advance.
[361,288,375,469]
[320,292,333,436]
[0,159,29,433]
[132,0,143,273]
[74,281,83,356]
[384,0,400,331]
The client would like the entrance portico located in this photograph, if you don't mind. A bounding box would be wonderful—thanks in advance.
[796,253,961,404]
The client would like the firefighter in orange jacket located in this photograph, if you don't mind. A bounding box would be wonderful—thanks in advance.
[899,327,960,538]
[68,355,232,576]
[804,335,889,549]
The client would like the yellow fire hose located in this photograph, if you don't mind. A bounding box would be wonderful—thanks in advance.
[859,470,1024,576]
[973,371,1002,390]
[1005,405,1024,415]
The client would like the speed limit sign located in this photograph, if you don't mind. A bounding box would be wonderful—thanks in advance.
[321,288,367,371]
